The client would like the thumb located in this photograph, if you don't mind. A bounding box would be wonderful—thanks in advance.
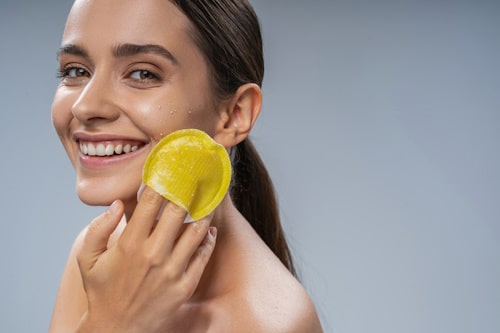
[77,200,124,273]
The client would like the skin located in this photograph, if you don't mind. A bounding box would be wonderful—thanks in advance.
[50,0,323,332]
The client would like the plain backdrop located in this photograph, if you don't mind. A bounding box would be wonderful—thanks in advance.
[1,0,499,332]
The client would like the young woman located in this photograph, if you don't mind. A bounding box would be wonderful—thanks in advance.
[49,0,323,332]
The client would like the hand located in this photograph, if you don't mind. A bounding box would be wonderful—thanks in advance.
[75,186,217,333]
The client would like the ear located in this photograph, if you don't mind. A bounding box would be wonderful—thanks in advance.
[213,83,262,148]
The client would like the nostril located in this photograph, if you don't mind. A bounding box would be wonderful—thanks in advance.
[71,77,120,122]
[87,116,109,122]
[71,108,120,123]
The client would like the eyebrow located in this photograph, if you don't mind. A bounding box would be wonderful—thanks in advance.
[57,43,178,65]
[112,43,179,65]
[57,44,89,60]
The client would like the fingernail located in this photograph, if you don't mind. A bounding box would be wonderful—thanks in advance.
[107,200,119,215]
[209,226,217,238]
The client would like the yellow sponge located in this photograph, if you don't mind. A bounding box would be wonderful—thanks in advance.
[142,129,232,220]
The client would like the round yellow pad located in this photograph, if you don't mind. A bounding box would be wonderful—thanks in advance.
[142,129,232,220]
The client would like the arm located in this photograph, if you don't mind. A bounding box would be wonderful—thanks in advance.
[49,227,90,333]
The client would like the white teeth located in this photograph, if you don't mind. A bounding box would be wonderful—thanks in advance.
[79,142,141,156]
[96,144,106,156]
[80,143,88,155]
[114,144,123,154]
[87,144,97,156]
[105,144,115,156]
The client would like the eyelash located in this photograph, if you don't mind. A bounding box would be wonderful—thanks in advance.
[56,66,162,85]
[56,65,89,80]
[127,69,161,83]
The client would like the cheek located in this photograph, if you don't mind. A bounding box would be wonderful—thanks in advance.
[51,88,75,138]
[128,96,214,142]
[133,98,179,139]
[51,88,79,167]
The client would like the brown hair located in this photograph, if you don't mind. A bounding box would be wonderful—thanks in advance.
[170,0,296,276]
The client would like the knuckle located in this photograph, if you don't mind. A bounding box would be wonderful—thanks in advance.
[116,238,136,256]
[198,239,215,258]
[140,186,164,206]
[165,202,187,220]
[177,279,196,299]
[190,235,216,265]
[188,219,210,237]
[162,262,181,281]
[143,248,163,267]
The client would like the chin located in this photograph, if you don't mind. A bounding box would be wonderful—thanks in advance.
[76,177,141,207]
[77,192,114,207]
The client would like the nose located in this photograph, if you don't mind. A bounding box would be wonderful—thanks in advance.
[71,72,120,124]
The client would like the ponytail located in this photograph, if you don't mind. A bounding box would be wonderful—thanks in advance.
[170,0,296,276]
[230,139,296,276]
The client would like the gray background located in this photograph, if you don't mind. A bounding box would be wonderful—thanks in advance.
[1,0,499,332]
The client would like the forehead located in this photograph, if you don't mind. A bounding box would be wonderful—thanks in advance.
[63,0,192,48]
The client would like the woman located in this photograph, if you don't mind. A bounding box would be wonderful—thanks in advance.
[49,0,323,332]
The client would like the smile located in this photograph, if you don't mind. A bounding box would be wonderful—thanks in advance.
[79,141,143,156]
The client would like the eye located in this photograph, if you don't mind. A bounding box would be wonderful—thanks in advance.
[57,66,90,79]
[67,67,90,78]
[130,69,158,81]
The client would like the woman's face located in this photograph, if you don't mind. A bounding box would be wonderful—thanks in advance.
[52,0,219,213]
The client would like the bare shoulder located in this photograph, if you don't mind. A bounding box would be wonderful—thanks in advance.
[209,271,323,333]
[206,231,324,333]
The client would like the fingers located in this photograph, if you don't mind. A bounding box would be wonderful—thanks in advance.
[168,213,213,270]
[77,200,124,273]
[183,227,217,287]
[120,186,217,284]
[145,201,216,282]
[147,201,188,252]
[122,186,165,241]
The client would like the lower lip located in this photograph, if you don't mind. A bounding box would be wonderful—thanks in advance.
[78,146,148,169]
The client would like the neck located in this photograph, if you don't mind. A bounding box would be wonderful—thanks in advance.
[189,194,246,302]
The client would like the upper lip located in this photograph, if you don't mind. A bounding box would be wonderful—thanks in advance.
[72,131,149,145]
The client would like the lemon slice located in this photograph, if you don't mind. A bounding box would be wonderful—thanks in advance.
[142,129,232,220]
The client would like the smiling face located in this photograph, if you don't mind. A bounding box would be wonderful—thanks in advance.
[52,0,222,214]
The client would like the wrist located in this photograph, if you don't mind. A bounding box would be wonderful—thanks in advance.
[75,312,118,333]
[75,311,143,333]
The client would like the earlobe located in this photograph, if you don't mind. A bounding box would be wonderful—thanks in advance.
[213,83,262,148]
